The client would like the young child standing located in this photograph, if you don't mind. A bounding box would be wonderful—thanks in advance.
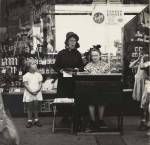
[23,60,43,128]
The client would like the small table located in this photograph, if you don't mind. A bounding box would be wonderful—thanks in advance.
[51,98,75,133]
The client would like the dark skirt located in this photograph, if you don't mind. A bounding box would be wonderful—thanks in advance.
[57,77,75,98]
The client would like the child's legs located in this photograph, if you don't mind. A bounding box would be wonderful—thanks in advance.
[33,101,40,120]
[26,102,33,121]
[98,105,105,121]
[89,105,96,122]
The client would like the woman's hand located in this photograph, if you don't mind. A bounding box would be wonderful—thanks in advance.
[137,55,142,61]
[74,68,79,72]
[129,56,142,68]
[59,69,63,73]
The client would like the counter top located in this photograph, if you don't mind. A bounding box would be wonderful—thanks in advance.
[75,72,122,76]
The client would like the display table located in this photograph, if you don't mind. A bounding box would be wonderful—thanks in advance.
[73,73,124,133]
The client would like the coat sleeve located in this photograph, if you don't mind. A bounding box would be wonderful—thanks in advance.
[77,53,84,71]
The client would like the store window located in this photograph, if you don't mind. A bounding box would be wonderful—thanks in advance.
[55,4,145,74]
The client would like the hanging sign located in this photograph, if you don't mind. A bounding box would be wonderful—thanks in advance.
[92,6,124,25]
[106,8,124,25]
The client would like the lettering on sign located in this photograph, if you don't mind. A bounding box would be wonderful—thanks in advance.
[106,9,123,25]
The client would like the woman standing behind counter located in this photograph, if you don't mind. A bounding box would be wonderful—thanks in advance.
[54,31,84,99]
[53,32,84,125]
[84,47,110,132]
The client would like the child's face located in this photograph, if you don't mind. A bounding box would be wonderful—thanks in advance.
[29,62,37,72]
[91,51,101,63]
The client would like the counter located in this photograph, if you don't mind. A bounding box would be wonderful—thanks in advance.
[74,73,123,104]
[1,74,140,118]
[73,73,124,133]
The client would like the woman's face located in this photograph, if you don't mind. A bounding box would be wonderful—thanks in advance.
[91,50,101,63]
[67,37,77,50]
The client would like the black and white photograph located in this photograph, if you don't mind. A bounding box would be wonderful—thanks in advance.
[0,0,149,145]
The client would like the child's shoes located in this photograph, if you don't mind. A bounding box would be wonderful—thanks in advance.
[34,120,42,127]
[26,121,33,128]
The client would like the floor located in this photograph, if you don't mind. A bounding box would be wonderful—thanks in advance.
[11,116,150,145]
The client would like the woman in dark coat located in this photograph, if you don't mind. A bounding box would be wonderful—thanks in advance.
[54,32,84,98]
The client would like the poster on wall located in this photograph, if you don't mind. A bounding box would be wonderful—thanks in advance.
[123,6,149,89]
[31,2,55,52]
[92,6,124,25]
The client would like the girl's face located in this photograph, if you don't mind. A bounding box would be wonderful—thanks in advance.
[29,62,37,72]
[91,50,101,63]
[67,37,77,50]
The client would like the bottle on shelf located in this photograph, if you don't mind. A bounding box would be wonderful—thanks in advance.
[1,58,5,66]
[18,67,23,87]
[10,66,13,74]
[8,58,11,66]
[14,57,18,66]
[4,58,8,66]
[45,67,50,74]
[18,68,22,76]
[11,57,15,66]
[13,66,17,74]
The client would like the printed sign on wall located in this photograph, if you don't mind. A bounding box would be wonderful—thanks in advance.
[92,7,124,25]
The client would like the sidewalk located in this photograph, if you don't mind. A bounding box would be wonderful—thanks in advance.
[12,116,149,145]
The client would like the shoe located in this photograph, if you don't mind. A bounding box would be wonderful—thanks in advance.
[26,122,33,128]
[85,121,97,133]
[98,120,108,129]
[34,121,42,127]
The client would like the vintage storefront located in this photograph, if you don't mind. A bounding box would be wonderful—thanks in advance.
[0,0,149,133]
